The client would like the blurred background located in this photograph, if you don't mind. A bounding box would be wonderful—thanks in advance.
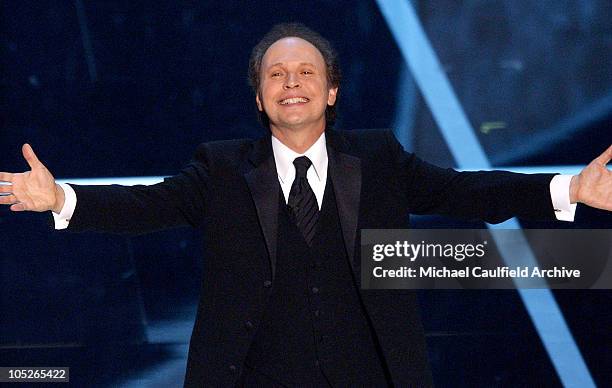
[1,1,611,386]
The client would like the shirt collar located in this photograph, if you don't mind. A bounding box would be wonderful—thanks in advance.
[271,132,327,184]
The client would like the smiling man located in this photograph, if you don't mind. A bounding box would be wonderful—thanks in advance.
[254,35,337,153]
[2,23,612,387]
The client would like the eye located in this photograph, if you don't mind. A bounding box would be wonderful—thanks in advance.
[270,71,283,78]
[302,70,313,75]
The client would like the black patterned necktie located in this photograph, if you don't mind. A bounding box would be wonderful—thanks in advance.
[287,156,319,246]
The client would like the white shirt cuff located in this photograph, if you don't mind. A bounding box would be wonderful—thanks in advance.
[52,183,77,230]
[550,175,577,222]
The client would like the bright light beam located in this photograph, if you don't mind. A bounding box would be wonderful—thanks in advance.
[376,1,595,386]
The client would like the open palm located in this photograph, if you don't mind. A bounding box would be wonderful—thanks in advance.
[0,144,60,212]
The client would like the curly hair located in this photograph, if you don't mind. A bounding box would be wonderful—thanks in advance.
[248,23,341,128]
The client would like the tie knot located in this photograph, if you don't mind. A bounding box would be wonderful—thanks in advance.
[293,156,312,179]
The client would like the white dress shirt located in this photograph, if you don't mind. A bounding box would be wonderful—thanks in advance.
[52,135,577,229]
[271,132,328,210]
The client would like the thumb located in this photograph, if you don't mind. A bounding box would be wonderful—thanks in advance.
[22,143,43,170]
[593,144,612,166]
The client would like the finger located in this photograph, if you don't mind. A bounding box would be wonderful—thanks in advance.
[0,194,17,205]
[0,172,14,182]
[0,184,13,193]
[10,202,26,212]
[22,143,44,170]
[594,144,612,166]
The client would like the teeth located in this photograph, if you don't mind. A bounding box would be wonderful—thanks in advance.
[280,97,309,105]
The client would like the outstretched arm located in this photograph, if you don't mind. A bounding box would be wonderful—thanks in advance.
[1,143,209,235]
[0,144,65,213]
[386,131,610,223]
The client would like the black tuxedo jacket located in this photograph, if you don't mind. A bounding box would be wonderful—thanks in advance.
[64,129,556,386]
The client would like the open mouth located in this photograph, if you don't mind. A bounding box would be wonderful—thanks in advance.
[278,97,310,105]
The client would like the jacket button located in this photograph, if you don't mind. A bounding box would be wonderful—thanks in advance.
[263,280,272,288]
[312,287,319,294]
[314,309,320,317]
[245,321,254,330]
[229,365,237,373]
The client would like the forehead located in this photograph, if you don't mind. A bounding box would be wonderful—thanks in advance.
[261,37,325,69]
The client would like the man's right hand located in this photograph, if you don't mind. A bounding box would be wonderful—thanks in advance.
[0,144,64,213]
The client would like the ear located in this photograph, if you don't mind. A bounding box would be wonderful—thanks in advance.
[327,86,338,106]
[256,94,263,111]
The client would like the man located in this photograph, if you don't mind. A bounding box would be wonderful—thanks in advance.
[1,23,611,386]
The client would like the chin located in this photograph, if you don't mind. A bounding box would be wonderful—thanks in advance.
[280,117,309,128]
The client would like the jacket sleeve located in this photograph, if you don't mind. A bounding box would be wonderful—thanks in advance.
[385,131,557,223]
[58,151,209,236]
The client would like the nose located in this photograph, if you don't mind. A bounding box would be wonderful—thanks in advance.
[283,73,300,89]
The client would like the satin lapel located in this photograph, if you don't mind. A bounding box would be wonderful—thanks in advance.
[244,137,279,280]
[327,134,362,272]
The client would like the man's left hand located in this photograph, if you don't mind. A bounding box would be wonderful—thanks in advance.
[570,144,612,211]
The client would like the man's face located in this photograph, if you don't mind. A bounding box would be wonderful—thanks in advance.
[256,37,338,134]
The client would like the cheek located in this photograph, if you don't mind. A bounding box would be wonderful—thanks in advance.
[314,80,329,97]
[261,86,277,105]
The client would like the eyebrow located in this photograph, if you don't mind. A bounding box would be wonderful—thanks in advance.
[267,62,316,69]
